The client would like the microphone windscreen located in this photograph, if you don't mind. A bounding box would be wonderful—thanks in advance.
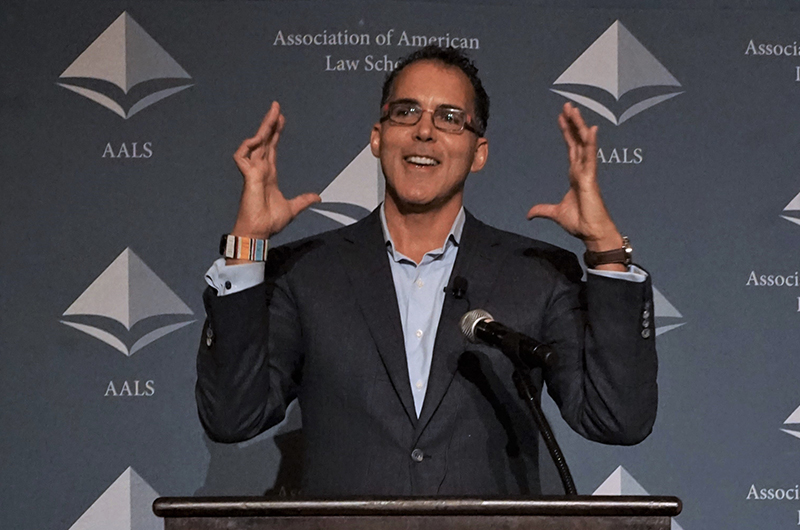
[459,308,493,343]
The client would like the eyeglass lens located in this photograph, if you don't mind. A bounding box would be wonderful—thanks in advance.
[388,103,467,132]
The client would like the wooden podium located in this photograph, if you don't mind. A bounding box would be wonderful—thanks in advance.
[154,496,682,529]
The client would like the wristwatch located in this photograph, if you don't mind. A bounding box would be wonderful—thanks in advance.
[219,234,269,261]
[583,236,632,268]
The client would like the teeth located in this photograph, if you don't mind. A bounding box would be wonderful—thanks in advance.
[406,156,438,166]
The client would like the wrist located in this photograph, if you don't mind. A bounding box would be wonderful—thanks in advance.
[220,234,269,262]
[231,222,271,241]
[583,235,632,269]
[583,231,623,252]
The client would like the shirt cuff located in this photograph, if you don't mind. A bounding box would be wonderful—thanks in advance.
[204,257,265,296]
[587,264,647,283]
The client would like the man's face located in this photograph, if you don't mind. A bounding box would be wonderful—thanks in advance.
[370,60,488,213]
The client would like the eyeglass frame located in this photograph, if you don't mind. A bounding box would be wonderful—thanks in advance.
[380,100,484,136]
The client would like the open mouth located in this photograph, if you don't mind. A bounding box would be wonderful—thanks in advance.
[405,155,440,167]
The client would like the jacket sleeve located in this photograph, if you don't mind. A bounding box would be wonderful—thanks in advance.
[541,261,658,446]
[195,253,304,443]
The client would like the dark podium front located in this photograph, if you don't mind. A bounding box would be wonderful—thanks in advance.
[154,496,682,529]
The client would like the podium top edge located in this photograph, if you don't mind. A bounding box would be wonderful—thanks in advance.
[153,496,682,518]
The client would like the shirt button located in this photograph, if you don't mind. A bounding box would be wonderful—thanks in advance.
[411,448,424,462]
[415,380,424,389]
[416,279,424,288]
[416,329,423,338]
[224,281,232,289]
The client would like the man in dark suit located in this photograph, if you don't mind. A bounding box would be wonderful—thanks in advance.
[197,45,657,496]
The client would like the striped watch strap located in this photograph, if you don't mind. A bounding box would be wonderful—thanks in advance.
[219,234,269,261]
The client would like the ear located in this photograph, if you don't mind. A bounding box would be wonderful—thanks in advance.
[370,123,382,157]
[470,137,489,173]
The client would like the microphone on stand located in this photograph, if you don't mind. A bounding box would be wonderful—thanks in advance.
[458,308,575,495]
[459,309,557,369]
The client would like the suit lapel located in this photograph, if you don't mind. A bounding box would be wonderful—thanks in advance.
[414,212,506,438]
[335,211,418,427]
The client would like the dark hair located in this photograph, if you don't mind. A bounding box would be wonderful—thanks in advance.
[380,45,490,136]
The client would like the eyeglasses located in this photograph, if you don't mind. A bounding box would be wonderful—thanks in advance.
[380,101,482,136]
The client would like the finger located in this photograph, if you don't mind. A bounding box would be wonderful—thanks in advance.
[585,125,598,164]
[236,105,280,160]
[526,203,559,221]
[269,113,285,151]
[266,113,285,170]
[558,114,581,166]
[236,135,263,156]
[565,103,594,144]
[558,112,578,152]
[255,101,281,138]
[234,138,262,171]
[587,124,598,149]
[288,193,322,217]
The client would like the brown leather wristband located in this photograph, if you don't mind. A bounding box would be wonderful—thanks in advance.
[583,236,632,268]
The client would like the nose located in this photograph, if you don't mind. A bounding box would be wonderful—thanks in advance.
[413,109,436,142]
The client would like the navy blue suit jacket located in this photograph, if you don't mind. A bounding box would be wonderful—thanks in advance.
[196,210,658,496]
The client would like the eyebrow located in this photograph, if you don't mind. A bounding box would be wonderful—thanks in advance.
[388,98,466,111]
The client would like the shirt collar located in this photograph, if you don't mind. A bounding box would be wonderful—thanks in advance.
[379,202,465,262]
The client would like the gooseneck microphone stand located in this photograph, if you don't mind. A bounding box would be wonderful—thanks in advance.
[500,332,577,496]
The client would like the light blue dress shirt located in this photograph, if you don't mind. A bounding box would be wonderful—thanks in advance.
[205,206,647,418]
[379,205,463,416]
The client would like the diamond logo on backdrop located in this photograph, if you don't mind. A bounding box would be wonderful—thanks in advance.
[310,145,385,226]
[57,11,192,119]
[779,190,800,227]
[552,20,683,125]
[68,467,162,530]
[780,404,800,439]
[594,466,684,530]
[61,248,194,356]
[653,286,685,336]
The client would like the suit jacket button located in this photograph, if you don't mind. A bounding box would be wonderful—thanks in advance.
[411,448,424,462]
[641,328,651,339]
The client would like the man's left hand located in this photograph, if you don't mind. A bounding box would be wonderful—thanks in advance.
[527,103,625,270]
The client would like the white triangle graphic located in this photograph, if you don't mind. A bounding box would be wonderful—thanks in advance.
[654,286,682,318]
[593,465,649,496]
[554,21,680,100]
[311,145,384,226]
[58,12,192,118]
[554,22,622,99]
[781,189,800,225]
[593,466,684,530]
[784,190,800,211]
[784,404,800,424]
[60,12,190,93]
[63,248,192,330]
[552,21,682,125]
[68,467,163,530]
[780,428,800,440]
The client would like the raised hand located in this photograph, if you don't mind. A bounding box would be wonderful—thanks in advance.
[526,103,623,254]
[230,102,321,244]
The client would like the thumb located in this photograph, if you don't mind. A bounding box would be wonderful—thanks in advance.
[526,203,559,221]
[288,193,322,217]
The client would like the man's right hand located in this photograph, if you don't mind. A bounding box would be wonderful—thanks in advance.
[229,102,321,263]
